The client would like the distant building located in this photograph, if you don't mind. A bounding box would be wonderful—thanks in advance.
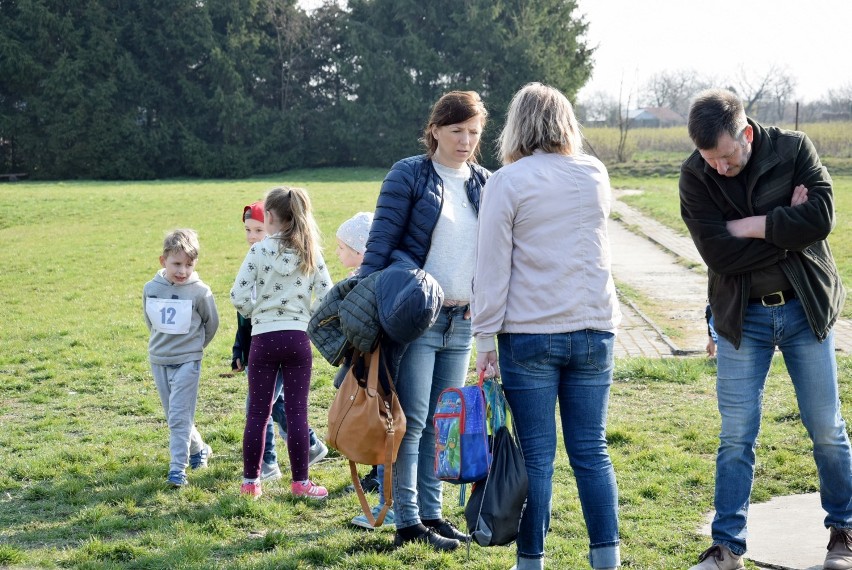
[627,107,686,128]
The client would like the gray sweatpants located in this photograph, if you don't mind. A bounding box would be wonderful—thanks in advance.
[150,360,205,472]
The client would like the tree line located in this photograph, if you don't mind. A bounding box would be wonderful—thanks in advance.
[0,0,593,179]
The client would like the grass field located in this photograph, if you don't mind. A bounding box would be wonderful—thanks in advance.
[583,122,852,170]
[1,171,850,569]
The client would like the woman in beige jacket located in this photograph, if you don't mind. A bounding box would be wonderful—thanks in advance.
[471,82,621,570]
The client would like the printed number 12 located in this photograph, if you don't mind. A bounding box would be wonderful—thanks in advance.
[160,307,176,325]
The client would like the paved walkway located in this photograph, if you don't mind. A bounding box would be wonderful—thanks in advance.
[610,193,849,568]
[610,194,852,358]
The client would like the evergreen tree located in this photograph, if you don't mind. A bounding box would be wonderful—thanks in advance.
[339,0,593,168]
[0,0,593,178]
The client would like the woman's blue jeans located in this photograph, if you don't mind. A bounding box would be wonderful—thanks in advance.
[499,330,620,570]
[391,305,471,528]
[712,298,852,555]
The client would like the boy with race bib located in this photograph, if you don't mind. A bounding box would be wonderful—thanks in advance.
[143,228,220,487]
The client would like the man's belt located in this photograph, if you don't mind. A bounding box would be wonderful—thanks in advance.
[749,289,796,307]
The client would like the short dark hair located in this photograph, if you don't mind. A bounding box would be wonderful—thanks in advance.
[687,88,747,150]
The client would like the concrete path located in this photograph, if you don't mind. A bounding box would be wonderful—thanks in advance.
[609,192,849,569]
[698,493,828,570]
[609,194,852,357]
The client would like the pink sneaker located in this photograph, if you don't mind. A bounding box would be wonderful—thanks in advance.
[291,479,328,500]
[240,482,262,499]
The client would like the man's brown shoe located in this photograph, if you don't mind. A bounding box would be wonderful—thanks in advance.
[825,527,852,570]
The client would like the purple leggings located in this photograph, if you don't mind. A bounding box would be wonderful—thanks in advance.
[244,330,313,481]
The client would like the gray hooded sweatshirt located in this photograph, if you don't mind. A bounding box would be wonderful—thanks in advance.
[143,269,219,365]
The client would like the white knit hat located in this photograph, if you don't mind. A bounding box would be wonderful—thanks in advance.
[336,211,374,254]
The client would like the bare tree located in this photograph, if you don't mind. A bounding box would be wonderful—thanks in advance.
[266,0,311,113]
[824,83,852,118]
[730,64,796,121]
[616,78,634,163]
[641,68,711,117]
[769,72,797,122]
[577,89,618,126]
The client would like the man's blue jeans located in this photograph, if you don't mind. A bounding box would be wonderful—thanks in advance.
[498,331,620,570]
[712,298,852,555]
[391,305,471,528]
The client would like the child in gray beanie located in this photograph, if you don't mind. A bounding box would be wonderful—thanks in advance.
[335,211,374,276]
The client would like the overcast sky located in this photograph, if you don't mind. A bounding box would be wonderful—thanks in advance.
[576,0,852,103]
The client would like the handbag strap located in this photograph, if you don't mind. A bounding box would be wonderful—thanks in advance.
[349,430,395,527]
[365,347,380,397]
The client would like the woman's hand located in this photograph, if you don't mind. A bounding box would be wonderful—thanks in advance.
[475,350,500,378]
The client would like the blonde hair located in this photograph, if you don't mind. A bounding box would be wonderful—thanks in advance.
[498,82,583,165]
[264,186,321,274]
[162,228,200,260]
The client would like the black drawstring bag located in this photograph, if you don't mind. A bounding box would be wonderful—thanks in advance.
[464,424,528,546]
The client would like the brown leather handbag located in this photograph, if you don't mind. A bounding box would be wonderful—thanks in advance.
[327,347,406,527]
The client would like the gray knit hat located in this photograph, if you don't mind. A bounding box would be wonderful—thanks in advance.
[336,211,374,254]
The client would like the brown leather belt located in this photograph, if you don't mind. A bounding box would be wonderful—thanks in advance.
[749,289,795,307]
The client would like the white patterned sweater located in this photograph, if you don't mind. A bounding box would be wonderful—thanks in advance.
[230,235,332,335]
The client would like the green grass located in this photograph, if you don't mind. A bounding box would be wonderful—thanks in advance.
[1,171,850,568]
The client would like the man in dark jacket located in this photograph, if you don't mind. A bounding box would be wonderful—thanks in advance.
[680,89,852,570]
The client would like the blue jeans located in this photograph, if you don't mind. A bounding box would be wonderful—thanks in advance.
[499,331,620,570]
[391,305,472,528]
[712,298,852,555]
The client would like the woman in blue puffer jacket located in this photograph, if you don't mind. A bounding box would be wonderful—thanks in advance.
[359,90,489,551]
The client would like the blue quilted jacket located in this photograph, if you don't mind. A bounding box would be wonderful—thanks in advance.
[360,155,489,277]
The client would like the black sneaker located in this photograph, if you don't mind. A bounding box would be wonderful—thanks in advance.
[393,527,460,551]
[423,519,470,542]
[345,470,380,494]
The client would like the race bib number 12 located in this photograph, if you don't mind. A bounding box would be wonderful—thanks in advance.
[146,298,193,335]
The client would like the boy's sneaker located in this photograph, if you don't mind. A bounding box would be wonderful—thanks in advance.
[345,467,380,494]
[167,470,187,487]
[308,440,328,466]
[189,444,212,469]
[240,481,262,499]
[825,527,852,569]
[260,461,282,482]
[688,544,744,570]
[351,505,395,529]
[291,480,328,500]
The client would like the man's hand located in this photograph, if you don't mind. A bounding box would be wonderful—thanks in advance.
[726,184,809,240]
[727,215,766,239]
[791,184,808,207]
[706,337,716,358]
[232,358,244,372]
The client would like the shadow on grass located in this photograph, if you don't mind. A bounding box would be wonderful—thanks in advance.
[0,461,402,567]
